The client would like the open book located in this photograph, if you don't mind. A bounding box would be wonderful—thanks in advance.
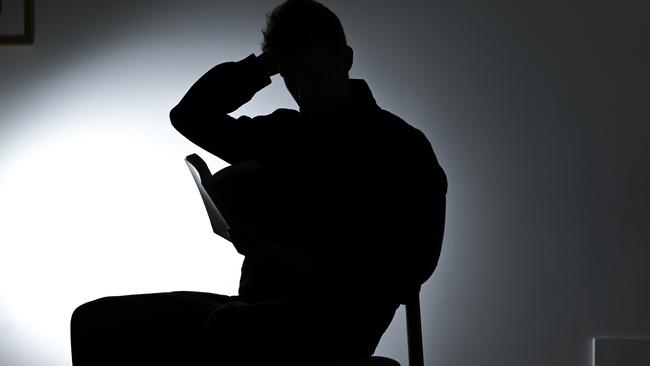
[185,153,318,270]
[185,154,280,242]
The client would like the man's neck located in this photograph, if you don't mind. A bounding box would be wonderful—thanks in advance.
[301,79,354,120]
[327,79,354,114]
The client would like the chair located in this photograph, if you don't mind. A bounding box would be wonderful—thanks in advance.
[185,153,426,366]
[324,294,424,366]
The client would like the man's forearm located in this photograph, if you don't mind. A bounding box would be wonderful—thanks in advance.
[170,53,273,120]
[168,53,278,163]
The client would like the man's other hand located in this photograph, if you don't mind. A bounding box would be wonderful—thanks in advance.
[229,224,316,272]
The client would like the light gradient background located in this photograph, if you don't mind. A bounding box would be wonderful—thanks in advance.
[1,0,649,365]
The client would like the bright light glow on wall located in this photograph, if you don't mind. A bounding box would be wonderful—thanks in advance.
[0,43,268,366]
[0,120,250,365]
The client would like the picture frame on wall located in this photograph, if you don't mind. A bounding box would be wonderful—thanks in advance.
[0,0,34,44]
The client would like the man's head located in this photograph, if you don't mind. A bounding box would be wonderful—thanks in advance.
[261,0,353,116]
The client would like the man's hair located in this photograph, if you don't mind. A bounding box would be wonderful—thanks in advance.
[261,0,347,58]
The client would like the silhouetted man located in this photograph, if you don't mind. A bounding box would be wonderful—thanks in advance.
[70,1,446,365]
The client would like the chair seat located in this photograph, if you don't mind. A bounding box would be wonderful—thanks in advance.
[326,356,400,366]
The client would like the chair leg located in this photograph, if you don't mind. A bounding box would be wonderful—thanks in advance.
[326,356,400,366]
[405,295,424,366]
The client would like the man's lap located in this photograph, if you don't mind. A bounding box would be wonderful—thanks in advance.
[70,291,379,366]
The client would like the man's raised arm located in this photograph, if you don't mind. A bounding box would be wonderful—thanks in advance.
[169,52,279,164]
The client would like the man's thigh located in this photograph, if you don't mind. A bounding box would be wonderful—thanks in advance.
[200,297,370,366]
[71,292,379,366]
[71,291,232,365]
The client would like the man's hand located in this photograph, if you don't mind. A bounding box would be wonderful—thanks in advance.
[257,51,280,78]
[229,224,316,272]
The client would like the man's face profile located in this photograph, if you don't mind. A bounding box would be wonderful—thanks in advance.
[276,45,352,116]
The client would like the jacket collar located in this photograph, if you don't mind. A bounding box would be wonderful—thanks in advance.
[301,78,379,122]
[348,78,379,112]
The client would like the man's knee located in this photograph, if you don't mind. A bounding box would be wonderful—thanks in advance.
[202,302,245,339]
[70,296,119,334]
[71,298,96,330]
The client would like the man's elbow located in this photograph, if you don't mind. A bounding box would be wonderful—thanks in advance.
[169,104,185,131]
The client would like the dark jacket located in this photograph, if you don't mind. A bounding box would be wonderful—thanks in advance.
[170,53,447,306]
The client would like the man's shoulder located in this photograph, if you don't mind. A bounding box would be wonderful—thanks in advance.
[372,108,430,146]
[373,107,447,189]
